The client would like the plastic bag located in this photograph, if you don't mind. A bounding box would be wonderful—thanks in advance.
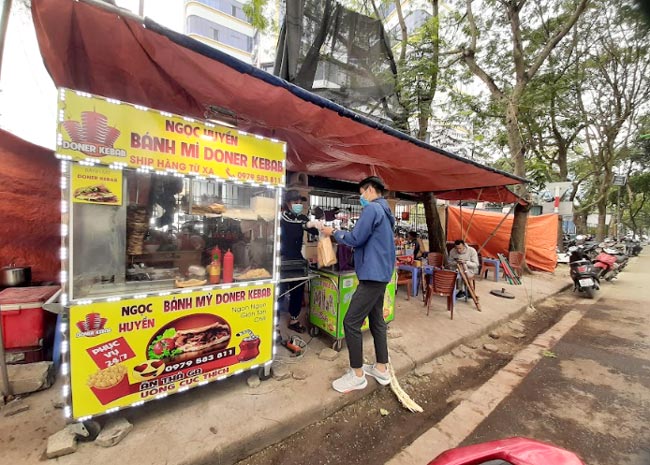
[317,236,338,268]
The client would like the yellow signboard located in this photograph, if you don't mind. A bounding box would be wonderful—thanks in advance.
[71,164,123,205]
[57,88,286,186]
[68,284,274,419]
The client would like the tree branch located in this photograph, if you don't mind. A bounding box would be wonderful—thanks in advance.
[507,1,526,86]
[394,0,408,65]
[462,0,504,99]
[527,0,589,81]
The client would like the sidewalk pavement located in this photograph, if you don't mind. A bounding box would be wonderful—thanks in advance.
[0,270,570,465]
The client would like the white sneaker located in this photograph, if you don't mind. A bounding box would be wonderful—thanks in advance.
[332,369,368,393]
[363,364,391,386]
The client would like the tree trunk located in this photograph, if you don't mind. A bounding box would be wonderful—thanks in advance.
[573,212,587,234]
[505,102,530,258]
[596,199,607,241]
[0,0,13,79]
[557,215,564,252]
[508,201,531,252]
[423,192,446,258]
[558,145,569,180]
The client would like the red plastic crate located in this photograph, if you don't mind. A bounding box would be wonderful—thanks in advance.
[0,286,60,349]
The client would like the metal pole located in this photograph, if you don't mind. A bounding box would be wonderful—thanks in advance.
[0,0,13,79]
[462,188,483,242]
[459,202,463,239]
[617,185,621,240]
[0,310,13,397]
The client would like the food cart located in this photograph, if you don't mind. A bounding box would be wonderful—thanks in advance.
[309,269,396,351]
[55,88,286,421]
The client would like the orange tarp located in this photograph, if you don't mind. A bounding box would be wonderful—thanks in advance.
[446,207,558,272]
[0,130,60,283]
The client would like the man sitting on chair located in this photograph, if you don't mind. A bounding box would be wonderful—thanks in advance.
[447,240,480,299]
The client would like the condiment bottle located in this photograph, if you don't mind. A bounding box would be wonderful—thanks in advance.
[211,246,222,263]
[209,254,221,284]
[222,249,234,283]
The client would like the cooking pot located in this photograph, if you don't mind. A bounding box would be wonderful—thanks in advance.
[1,264,32,287]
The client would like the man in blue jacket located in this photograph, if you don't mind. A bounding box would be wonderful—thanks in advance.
[322,176,396,393]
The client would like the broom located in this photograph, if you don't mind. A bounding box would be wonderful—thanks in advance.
[388,357,423,413]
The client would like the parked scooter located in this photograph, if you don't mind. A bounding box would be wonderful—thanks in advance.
[602,243,629,270]
[569,246,600,299]
[628,239,643,256]
[593,249,620,281]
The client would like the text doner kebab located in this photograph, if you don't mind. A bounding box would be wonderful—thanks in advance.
[132,122,283,172]
[63,119,284,174]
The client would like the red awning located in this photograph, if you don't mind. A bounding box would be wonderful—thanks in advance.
[31,0,525,198]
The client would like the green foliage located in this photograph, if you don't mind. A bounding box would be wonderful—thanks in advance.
[338,0,649,237]
[243,0,269,31]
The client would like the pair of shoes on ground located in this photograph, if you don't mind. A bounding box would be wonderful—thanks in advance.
[288,318,306,333]
[332,364,391,393]
[455,290,466,299]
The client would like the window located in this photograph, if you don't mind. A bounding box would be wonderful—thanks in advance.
[186,15,254,52]
[70,172,277,299]
[193,0,249,22]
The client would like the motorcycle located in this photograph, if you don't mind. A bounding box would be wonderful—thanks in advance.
[593,250,619,281]
[569,247,600,299]
[628,239,643,256]
[427,437,585,465]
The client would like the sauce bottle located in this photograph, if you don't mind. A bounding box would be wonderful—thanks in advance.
[211,246,222,263]
[209,254,221,284]
[222,249,234,283]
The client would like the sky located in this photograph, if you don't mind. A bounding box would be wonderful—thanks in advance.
[0,1,182,149]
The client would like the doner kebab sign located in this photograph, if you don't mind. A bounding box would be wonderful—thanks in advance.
[56,88,286,186]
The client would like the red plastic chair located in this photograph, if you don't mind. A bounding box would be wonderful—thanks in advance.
[424,269,457,319]
[508,251,525,277]
[396,270,411,301]
[427,252,444,267]
[421,252,445,301]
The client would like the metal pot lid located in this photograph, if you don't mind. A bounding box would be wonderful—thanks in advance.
[2,262,31,269]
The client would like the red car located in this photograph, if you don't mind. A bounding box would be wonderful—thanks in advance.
[427,437,585,465]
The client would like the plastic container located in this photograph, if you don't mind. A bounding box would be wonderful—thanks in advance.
[222,249,234,283]
[209,254,221,284]
[0,286,60,349]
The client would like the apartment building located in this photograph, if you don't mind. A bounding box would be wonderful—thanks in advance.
[185,0,256,64]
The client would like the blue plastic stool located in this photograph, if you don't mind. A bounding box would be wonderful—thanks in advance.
[481,258,501,282]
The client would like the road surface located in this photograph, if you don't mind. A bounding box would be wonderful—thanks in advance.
[461,254,650,465]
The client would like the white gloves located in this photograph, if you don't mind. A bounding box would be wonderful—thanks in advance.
[306,220,324,230]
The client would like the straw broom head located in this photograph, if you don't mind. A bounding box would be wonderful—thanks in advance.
[388,361,423,413]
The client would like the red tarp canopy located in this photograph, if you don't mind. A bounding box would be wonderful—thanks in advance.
[446,207,558,272]
[0,130,60,283]
[31,0,525,200]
